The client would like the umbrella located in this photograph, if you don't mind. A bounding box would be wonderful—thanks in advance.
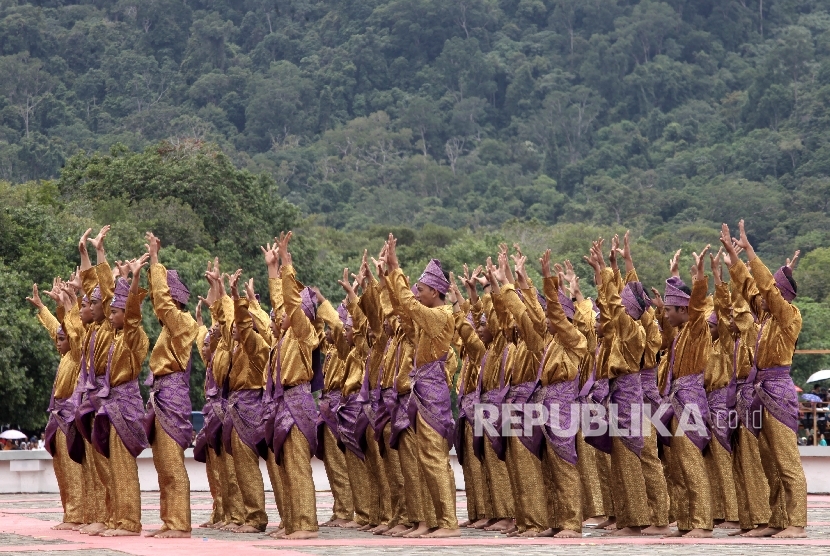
[806,370,830,384]
[0,429,27,440]
[802,393,823,403]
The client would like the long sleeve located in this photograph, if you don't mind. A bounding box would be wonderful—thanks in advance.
[599,267,645,377]
[232,297,268,389]
[276,265,317,386]
[499,285,545,355]
[213,294,234,356]
[95,262,115,316]
[543,276,584,350]
[454,308,485,366]
[36,306,60,342]
[519,283,547,338]
[317,299,351,361]
[280,265,317,351]
[196,325,209,366]
[388,268,453,365]
[53,304,84,399]
[269,277,284,319]
[148,263,200,377]
[748,256,802,348]
[109,287,150,387]
[671,277,713,379]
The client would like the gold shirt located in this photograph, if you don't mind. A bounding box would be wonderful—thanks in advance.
[109,288,150,388]
[668,278,711,379]
[230,298,268,391]
[38,305,82,399]
[540,276,587,385]
[598,268,645,378]
[269,265,318,387]
[82,262,115,377]
[148,263,200,377]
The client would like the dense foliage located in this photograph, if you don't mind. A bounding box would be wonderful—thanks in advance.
[3,0,830,429]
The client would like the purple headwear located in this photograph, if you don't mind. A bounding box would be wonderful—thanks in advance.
[773,266,797,303]
[417,259,450,295]
[664,276,690,307]
[465,312,474,325]
[166,270,190,305]
[90,285,101,302]
[591,298,601,321]
[536,290,548,311]
[110,278,130,310]
[558,288,575,319]
[203,329,212,347]
[707,311,718,325]
[300,287,317,321]
[621,281,651,320]
[337,302,353,328]
[56,324,65,336]
[270,307,276,320]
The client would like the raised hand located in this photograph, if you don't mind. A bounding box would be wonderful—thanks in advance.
[553,262,565,286]
[114,260,130,280]
[609,234,619,269]
[145,231,161,265]
[338,267,357,301]
[127,253,150,276]
[89,225,111,253]
[78,228,93,270]
[245,278,256,301]
[44,277,63,303]
[261,242,279,267]
[710,248,723,284]
[205,257,221,285]
[26,283,44,309]
[447,272,459,305]
[277,231,293,267]
[540,249,553,278]
[669,248,682,277]
[195,298,204,327]
[733,219,756,261]
[383,233,399,271]
[511,252,529,289]
[787,249,801,270]
[692,245,711,281]
[485,257,501,294]
[496,251,512,284]
[67,268,83,292]
[228,269,243,300]
[563,259,577,284]
[650,287,664,310]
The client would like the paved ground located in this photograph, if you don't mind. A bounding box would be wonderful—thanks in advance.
[3,491,830,555]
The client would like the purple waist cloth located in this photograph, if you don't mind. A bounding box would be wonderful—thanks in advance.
[708,383,736,453]
[44,396,81,462]
[502,380,544,456]
[336,391,370,460]
[752,366,799,435]
[581,377,612,454]
[144,371,193,450]
[408,357,454,444]
[735,377,759,434]
[270,382,319,461]
[370,387,391,443]
[640,367,663,415]
[387,389,410,450]
[668,373,711,452]
[223,389,265,457]
[610,372,644,457]
[477,386,509,460]
[530,379,578,465]
[454,391,476,465]
[318,389,342,438]
[194,395,226,463]
[93,379,150,458]
[74,374,106,445]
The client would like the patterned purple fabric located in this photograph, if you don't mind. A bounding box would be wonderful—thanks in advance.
[417,259,450,295]
[372,387,392,443]
[621,281,650,320]
[73,330,97,450]
[473,347,510,459]
[408,355,454,444]
[383,389,407,449]
[735,377,757,433]
[318,389,341,437]
[111,278,130,310]
[300,287,317,321]
[529,379,577,464]
[558,289,575,319]
[664,276,690,307]
[640,367,663,416]
[336,302,353,327]
[336,392,369,459]
[144,366,193,450]
[502,380,544,456]
[708,381,736,453]
[90,285,101,301]
[773,266,796,302]
[92,378,150,458]
[223,389,265,456]
[753,367,799,434]
[609,372,644,457]
[166,270,190,305]
[581,373,612,455]
[272,382,319,460]
[706,311,718,325]
[536,290,547,311]
[668,373,711,451]
[44,395,82,462]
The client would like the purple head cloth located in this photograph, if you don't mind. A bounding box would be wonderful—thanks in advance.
[110,278,130,310]
[337,302,353,328]
[707,311,718,325]
[203,329,212,348]
[558,288,575,319]
[591,298,601,321]
[417,259,450,295]
[57,324,65,336]
[664,276,690,307]
[90,285,101,301]
[536,290,548,311]
[166,270,190,305]
[300,287,317,321]
[773,266,796,302]
[621,281,651,320]
[465,312,474,325]
[270,308,276,320]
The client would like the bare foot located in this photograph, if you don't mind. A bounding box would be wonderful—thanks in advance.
[72,523,87,531]
[484,518,513,531]
[583,516,606,527]
[393,525,417,537]
[501,525,518,535]
[340,520,361,529]
[716,521,740,529]
[330,518,351,527]
[371,524,391,534]
[519,529,543,537]
[663,530,684,537]
[682,528,712,538]
[609,526,642,537]
[268,528,286,538]
[729,528,754,536]
[471,518,491,529]
[404,524,432,538]
[81,522,107,535]
[595,518,616,530]
[234,525,262,533]
[221,524,241,532]
[52,522,82,530]
[384,524,410,536]
[199,521,214,528]
[357,523,376,531]
[143,529,160,537]
[423,528,461,538]
[771,526,807,538]
[103,529,141,537]
[458,519,471,527]
[642,525,671,536]
[742,526,782,537]
[285,530,318,539]
[554,529,582,538]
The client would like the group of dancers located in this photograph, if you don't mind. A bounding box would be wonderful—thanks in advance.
[29,219,808,540]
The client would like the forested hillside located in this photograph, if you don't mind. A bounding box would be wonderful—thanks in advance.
[4,0,830,429]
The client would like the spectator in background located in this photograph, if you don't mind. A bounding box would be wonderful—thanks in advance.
[820,434,828,447]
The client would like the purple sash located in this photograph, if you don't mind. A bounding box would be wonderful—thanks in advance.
[668,373,711,452]
[268,339,319,461]
[315,389,342,459]
[44,394,82,462]
[454,357,479,464]
[194,359,226,462]
[144,357,193,450]
[609,372,644,457]
[657,335,680,446]
[387,344,412,450]
[500,348,545,456]
[752,367,799,435]
[223,388,265,457]
[336,391,369,460]
[476,347,510,460]
[370,340,394,443]
[407,354,454,444]
[73,329,98,448]
[640,366,662,415]
[530,378,577,464]
[581,342,612,454]
[707,384,735,453]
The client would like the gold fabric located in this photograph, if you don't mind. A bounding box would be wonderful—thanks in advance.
[610,436,650,528]
[52,429,83,523]
[666,279,711,379]
[205,449,225,525]
[151,417,191,532]
[663,444,677,524]
[461,420,490,521]
[482,436,514,519]
[758,408,808,527]
[542,444,582,532]
[38,306,82,398]
[494,286,545,383]
[275,265,317,387]
[147,263,200,379]
[576,431,604,519]
[732,425,771,529]
[265,451,286,522]
[230,428,268,531]
[345,447,378,525]
[108,426,141,532]
[381,424,407,527]
[595,449,615,518]
[219,450,245,525]
[109,289,150,387]
[640,423,670,526]
[506,435,547,532]
[230,298,268,390]
[705,438,738,521]
[91,439,114,528]
[340,301,369,397]
[399,427,437,527]
[415,413,458,528]
[322,425,353,520]
[81,262,115,378]
[83,440,107,524]
[278,425,319,534]
[597,268,645,378]
[669,417,712,531]
[541,276,587,384]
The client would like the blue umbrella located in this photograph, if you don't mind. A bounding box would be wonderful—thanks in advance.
[802,393,823,403]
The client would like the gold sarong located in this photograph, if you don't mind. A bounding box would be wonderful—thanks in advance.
[151,417,191,532]
[108,426,141,532]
